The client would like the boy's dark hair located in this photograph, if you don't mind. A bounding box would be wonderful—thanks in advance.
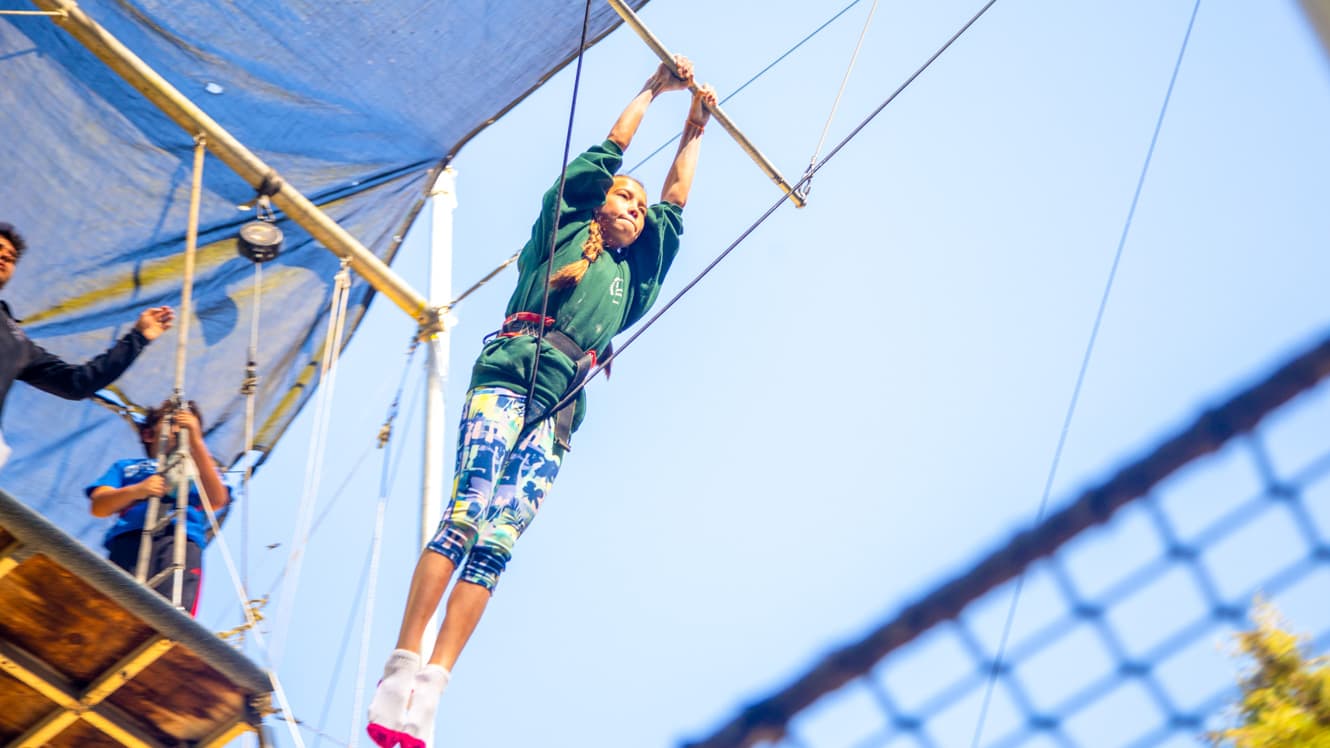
[139,399,204,456]
[0,222,27,258]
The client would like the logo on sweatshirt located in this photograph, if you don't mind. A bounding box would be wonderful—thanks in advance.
[609,276,624,305]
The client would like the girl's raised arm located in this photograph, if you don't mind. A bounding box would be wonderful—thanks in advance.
[661,84,716,208]
[608,55,694,150]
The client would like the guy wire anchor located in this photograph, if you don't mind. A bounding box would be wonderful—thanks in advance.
[606,0,807,208]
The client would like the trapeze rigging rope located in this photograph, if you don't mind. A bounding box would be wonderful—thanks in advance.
[271,258,355,666]
[276,339,419,748]
[313,547,371,748]
[445,0,872,323]
[543,0,1003,420]
[968,2,1204,745]
[350,339,421,748]
[197,288,419,748]
[135,131,308,748]
[802,0,881,196]
[525,0,595,431]
[195,445,308,748]
[251,353,422,605]
[626,0,871,174]
[172,133,205,402]
[241,259,263,606]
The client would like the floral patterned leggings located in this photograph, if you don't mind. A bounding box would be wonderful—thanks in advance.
[426,387,563,591]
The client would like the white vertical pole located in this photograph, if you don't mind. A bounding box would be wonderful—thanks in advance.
[421,167,456,659]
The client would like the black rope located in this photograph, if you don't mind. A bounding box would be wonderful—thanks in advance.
[544,0,1002,420]
[525,0,595,426]
[967,1,1203,745]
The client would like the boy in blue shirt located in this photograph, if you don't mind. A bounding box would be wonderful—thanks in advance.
[87,400,230,614]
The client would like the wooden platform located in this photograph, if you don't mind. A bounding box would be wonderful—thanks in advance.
[0,491,272,747]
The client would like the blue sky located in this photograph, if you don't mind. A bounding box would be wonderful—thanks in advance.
[198,2,1330,745]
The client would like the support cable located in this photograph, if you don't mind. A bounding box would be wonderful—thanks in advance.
[194,459,307,748]
[627,0,869,173]
[256,340,422,601]
[349,339,420,747]
[967,2,1203,745]
[545,0,1003,419]
[801,0,881,198]
[449,0,870,317]
[524,0,595,430]
[312,547,370,748]
[173,134,206,401]
[446,252,519,310]
[240,259,264,617]
[270,259,354,665]
[135,134,205,596]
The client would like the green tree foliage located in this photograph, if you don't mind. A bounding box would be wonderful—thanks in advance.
[1212,604,1330,747]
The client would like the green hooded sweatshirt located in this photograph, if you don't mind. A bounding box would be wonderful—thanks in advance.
[468,140,684,437]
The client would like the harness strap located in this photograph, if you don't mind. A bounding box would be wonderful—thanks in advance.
[494,314,595,451]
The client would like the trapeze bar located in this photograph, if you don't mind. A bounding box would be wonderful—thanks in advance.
[607,0,808,208]
[29,0,438,331]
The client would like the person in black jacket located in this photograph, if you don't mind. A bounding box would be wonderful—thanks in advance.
[0,222,173,463]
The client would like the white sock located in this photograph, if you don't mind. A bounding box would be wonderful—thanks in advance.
[402,664,451,741]
[367,649,420,730]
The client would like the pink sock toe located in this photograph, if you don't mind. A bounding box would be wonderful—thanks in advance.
[367,722,406,748]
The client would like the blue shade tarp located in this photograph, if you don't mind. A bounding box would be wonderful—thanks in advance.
[0,0,648,544]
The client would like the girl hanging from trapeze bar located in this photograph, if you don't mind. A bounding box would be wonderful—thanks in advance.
[367,55,716,748]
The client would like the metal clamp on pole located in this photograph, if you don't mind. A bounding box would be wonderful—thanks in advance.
[606,0,807,208]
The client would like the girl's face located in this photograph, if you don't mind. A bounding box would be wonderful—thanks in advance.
[595,177,648,249]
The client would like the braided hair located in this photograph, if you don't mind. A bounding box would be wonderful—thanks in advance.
[548,175,645,290]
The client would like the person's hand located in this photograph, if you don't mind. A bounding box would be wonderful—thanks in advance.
[134,306,175,341]
[137,475,167,499]
[689,83,717,127]
[174,408,204,443]
[650,54,694,94]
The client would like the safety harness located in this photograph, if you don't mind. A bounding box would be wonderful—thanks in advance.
[490,311,609,450]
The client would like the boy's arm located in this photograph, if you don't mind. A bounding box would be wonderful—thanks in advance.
[89,476,164,518]
[177,410,230,512]
[608,56,694,150]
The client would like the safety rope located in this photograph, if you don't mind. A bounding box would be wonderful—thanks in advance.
[544,0,1002,419]
[256,338,422,601]
[240,259,263,610]
[447,251,519,310]
[275,715,350,748]
[311,550,369,748]
[349,339,420,747]
[801,0,880,197]
[524,0,595,430]
[135,134,208,600]
[173,134,205,401]
[270,258,354,666]
[968,1,1203,744]
[194,460,307,748]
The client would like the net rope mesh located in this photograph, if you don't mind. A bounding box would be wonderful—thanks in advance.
[688,332,1330,748]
